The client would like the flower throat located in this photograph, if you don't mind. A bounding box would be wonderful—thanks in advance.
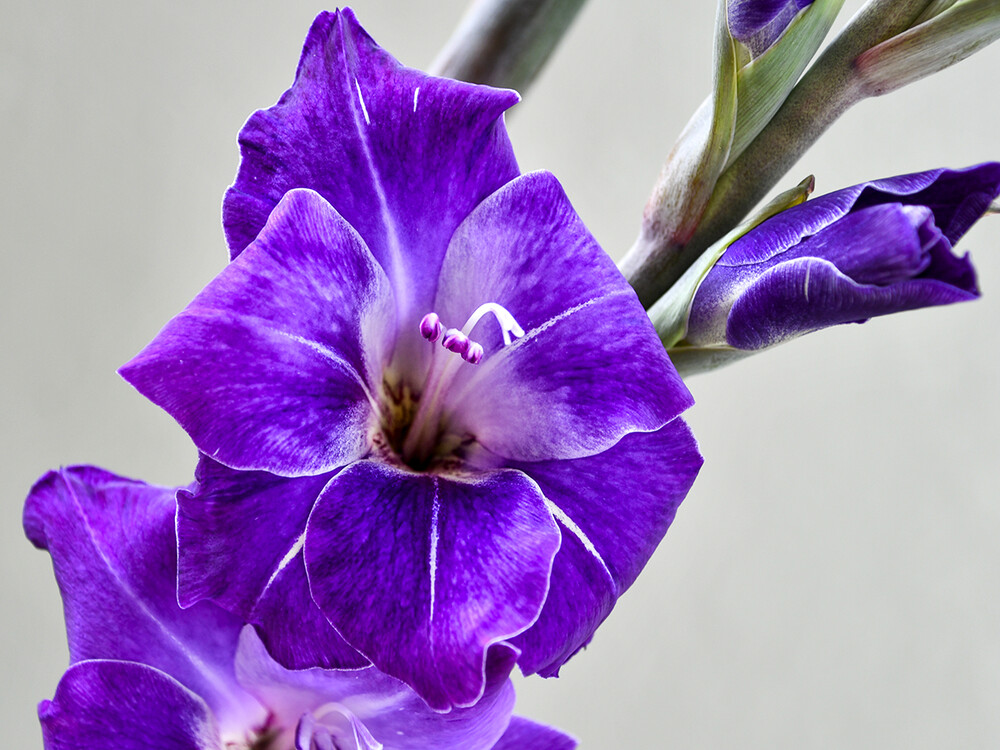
[382,302,524,471]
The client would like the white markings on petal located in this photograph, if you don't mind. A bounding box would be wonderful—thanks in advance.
[278,331,380,414]
[804,262,811,303]
[413,86,420,113]
[543,497,616,591]
[428,480,441,623]
[258,533,306,604]
[354,78,371,125]
[344,67,410,314]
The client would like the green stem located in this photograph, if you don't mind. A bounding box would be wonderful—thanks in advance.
[625,0,936,308]
[429,0,588,95]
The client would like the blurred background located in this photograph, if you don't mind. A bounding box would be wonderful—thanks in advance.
[3,1,999,746]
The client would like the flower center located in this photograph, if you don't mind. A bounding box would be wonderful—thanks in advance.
[382,302,524,471]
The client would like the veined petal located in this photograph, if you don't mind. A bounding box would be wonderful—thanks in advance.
[434,171,693,462]
[120,189,395,477]
[223,9,520,321]
[508,421,702,676]
[39,661,221,750]
[23,466,256,730]
[303,461,560,711]
[176,457,366,671]
[236,629,516,750]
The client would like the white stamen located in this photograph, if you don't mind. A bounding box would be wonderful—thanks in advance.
[461,302,525,347]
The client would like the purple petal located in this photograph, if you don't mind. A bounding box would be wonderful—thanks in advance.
[236,629,516,750]
[223,9,520,322]
[717,164,1000,267]
[687,163,1000,350]
[39,661,220,750]
[433,171,693,462]
[491,717,578,750]
[176,456,367,670]
[120,189,395,477]
[725,255,976,350]
[728,0,813,56]
[23,466,254,728]
[303,460,560,710]
[508,421,703,676]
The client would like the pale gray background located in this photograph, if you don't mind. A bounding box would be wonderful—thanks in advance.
[3,2,999,747]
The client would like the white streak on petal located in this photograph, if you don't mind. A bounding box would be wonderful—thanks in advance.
[354,78,371,125]
[543,497,616,591]
[428,480,441,623]
[278,331,380,414]
[413,86,420,113]
[258,532,306,604]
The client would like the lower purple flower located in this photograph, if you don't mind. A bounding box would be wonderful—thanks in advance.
[119,9,703,711]
[681,164,1000,362]
[25,466,576,750]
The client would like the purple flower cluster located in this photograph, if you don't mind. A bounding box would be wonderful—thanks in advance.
[26,5,999,747]
[26,8,700,747]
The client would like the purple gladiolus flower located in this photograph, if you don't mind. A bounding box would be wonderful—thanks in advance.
[684,164,1000,357]
[118,9,702,711]
[24,466,577,750]
[728,0,814,57]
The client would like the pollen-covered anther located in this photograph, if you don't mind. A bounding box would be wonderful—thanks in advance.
[441,328,471,357]
[418,312,443,342]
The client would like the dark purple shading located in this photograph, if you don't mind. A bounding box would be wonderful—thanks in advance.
[304,460,560,711]
[688,163,1000,350]
[39,661,219,750]
[434,171,694,462]
[120,189,395,478]
[507,420,703,676]
[223,9,520,322]
[491,717,578,750]
[177,455,368,670]
[23,466,253,728]
[728,0,814,56]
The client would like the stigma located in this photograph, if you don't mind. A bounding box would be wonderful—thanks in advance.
[418,303,524,364]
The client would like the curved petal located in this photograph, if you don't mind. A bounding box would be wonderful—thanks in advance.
[303,460,560,711]
[687,165,999,351]
[433,171,692,462]
[39,661,221,750]
[120,189,395,477]
[223,9,520,321]
[717,163,1000,267]
[177,456,367,670]
[490,717,578,750]
[724,255,979,350]
[236,629,516,750]
[250,551,369,671]
[508,420,703,676]
[23,466,254,728]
